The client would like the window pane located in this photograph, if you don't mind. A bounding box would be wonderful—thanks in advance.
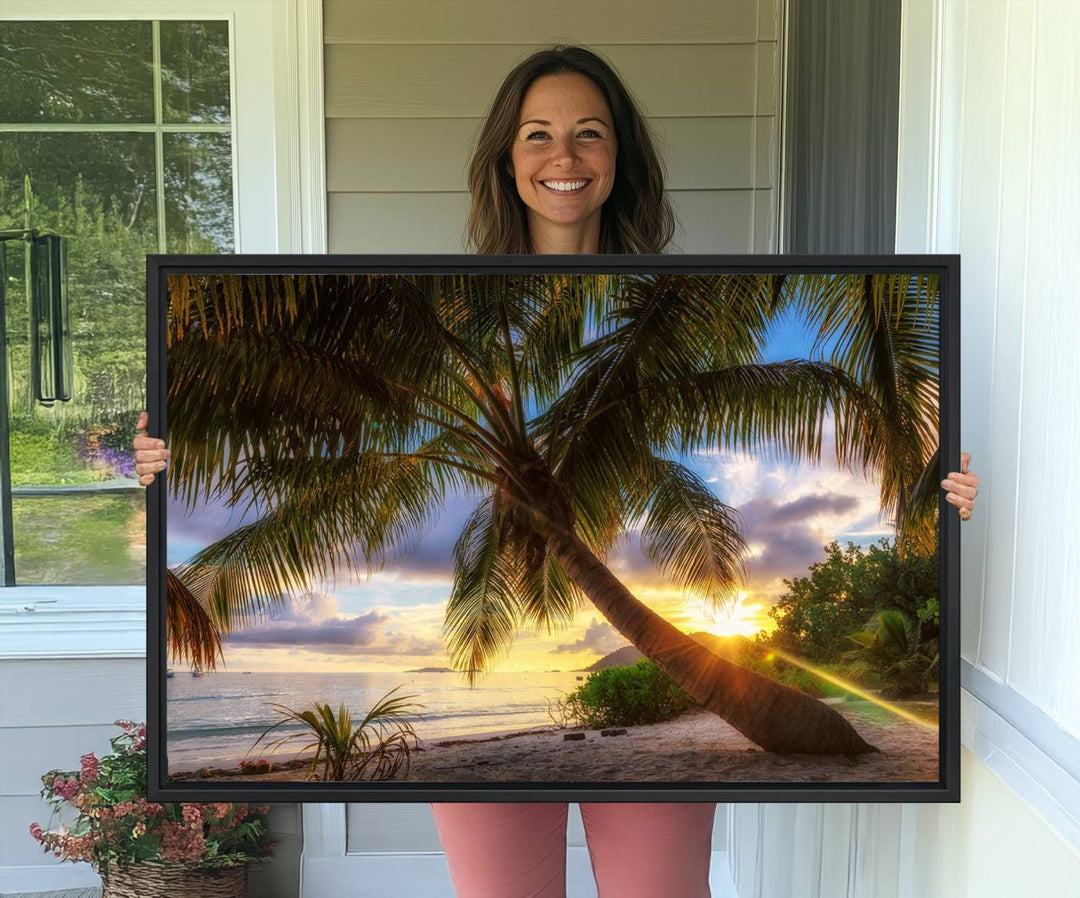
[160,21,232,124]
[164,133,235,252]
[1,132,154,584]
[0,19,234,586]
[12,493,145,585]
[0,21,154,124]
[1,132,157,433]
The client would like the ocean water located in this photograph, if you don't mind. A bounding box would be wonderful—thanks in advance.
[166,669,587,771]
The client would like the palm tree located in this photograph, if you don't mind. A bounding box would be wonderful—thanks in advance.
[164,271,937,755]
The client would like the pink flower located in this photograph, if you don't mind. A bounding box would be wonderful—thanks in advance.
[79,753,99,782]
[52,778,80,801]
[138,799,165,818]
[181,804,203,824]
[160,821,206,863]
[29,822,43,842]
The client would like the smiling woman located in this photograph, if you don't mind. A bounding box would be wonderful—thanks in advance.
[464,44,675,255]
[507,73,618,253]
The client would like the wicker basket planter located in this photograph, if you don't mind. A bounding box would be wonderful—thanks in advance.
[101,862,247,898]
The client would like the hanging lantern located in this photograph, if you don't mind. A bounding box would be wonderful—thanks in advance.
[29,233,73,405]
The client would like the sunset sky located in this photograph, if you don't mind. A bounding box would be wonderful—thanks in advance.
[166,298,902,674]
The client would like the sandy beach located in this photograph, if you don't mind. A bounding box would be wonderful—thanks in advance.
[170,696,940,785]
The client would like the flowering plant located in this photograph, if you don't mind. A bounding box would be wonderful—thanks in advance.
[30,720,274,876]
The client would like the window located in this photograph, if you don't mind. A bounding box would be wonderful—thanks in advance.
[0,18,234,585]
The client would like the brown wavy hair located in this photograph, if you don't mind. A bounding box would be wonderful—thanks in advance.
[465,45,677,254]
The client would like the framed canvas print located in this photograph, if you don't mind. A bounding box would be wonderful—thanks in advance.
[146,254,960,803]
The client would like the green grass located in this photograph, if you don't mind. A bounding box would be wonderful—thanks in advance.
[12,492,145,584]
[9,431,99,487]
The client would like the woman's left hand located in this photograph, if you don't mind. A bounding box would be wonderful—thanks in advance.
[941,451,979,521]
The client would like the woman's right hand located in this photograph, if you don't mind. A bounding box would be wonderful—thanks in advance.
[133,411,170,486]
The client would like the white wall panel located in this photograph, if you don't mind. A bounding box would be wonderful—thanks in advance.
[324,3,782,257]
[955,0,1011,677]
[1004,1,1080,729]
[978,0,1036,683]
[326,44,759,119]
[326,117,765,193]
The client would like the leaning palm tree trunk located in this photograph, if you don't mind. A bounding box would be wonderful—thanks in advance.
[543,524,878,755]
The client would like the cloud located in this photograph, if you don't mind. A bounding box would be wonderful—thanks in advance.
[552,618,628,656]
[380,490,481,579]
[757,492,861,527]
[735,493,858,584]
[599,415,891,605]
[223,592,444,657]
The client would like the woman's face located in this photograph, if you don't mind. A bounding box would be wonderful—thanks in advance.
[508,73,617,244]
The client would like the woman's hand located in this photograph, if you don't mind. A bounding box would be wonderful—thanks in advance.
[941,451,979,521]
[133,411,170,487]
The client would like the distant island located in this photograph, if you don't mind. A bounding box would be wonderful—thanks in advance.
[584,632,754,672]
[403,667,455,673]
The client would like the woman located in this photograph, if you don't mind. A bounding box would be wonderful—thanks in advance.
[134,45,979,898]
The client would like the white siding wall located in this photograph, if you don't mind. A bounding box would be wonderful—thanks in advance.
[324,0,782,255]
[728,1,1080,895]
[0,658,145,886]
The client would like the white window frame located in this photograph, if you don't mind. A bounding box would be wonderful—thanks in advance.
[0,0,326,659]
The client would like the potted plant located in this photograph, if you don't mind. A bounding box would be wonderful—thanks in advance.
[30,720,274,897]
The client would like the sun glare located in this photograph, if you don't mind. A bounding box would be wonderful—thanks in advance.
[693,590,765,638]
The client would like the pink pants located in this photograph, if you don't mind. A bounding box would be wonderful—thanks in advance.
[430,802,716,898]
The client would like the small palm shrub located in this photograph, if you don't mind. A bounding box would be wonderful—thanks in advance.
[251,686,424,781]
[556,660,697,730]
[841,609,939,698]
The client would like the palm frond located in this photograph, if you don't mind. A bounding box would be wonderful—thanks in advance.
[651,359,882,469]
[176,452,447,632]
[515,542,584,636]
[896,445,941,558]
[167,334,416,509]
[638,459,750,612]
[775,273,940,533]
[165,569,224,670]
[442,498,523,688]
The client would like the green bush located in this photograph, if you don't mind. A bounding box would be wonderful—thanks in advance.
[738,648,879,698]
[560,660,697,729]
[8,428,96,486]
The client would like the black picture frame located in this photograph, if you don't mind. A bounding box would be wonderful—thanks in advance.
[147,253,960,804]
